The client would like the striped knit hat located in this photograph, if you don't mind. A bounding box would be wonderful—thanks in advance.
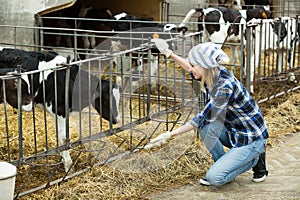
[187,42,230,69]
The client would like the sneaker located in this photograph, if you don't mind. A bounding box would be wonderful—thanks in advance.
[199,178,211,186]
[252,151,268,183]
[252,172,268,182]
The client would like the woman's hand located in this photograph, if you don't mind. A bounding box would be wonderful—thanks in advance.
[152,38,173,58]
[144,131,172,149]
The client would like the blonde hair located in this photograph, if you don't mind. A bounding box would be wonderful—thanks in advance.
[201,67,219,91]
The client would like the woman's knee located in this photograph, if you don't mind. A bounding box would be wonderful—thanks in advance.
[206,170,227,186]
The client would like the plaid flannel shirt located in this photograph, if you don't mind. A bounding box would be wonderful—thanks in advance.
[190,67,269,147]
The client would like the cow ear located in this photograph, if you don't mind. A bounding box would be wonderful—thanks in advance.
[262,11,268,19]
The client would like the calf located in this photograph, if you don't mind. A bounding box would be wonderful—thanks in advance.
[247,17,299,88]
[79,8,187,51]
[179,6,271,48]
[198,6,271,44]
[0,48,121,172]
[79,9,187,83]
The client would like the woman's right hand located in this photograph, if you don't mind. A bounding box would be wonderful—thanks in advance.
[151,38,173,58]
[144,131,172,149]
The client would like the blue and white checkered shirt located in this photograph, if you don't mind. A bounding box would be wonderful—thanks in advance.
[190,66,269,147]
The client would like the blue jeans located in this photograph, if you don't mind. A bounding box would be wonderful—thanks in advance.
[199,120,267,186]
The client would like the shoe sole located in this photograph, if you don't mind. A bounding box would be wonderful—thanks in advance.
[252,174,267,183]
[199,178,211,186]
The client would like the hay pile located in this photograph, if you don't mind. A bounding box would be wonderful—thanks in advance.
[263,90,300,146]
[20,138,211,200]
[0,106,58,160]
[17,90,300,200]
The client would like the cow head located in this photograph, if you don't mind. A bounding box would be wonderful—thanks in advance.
[163,24,188,35]
[0,69,32,111]
[246,6,272,21]
[93,80,121,124]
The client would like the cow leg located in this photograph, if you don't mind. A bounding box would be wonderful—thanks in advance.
[276,49,284,73]
[56,115,73,172]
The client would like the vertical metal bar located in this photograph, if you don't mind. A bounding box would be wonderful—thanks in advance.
[78,66,82,139]
[257,21,263,80]
[137,53,142,119]
[88,61,92,138]
[34,14,41,52]
[263,20,267,77]
[65,65,70,145]
[245,25,252,92]
[29,74,37,155]
[17,65,23,163]
[14,27,17,48]
[291,16,299,69]
[147,39,151,117]
[2,80,11,162]
[162,0,169,22]
[157,53,161,111]
[74,18,78,61]
[296,15,299,65]
[54,69,59,148]
[240,24,245,82]
[40,25,44,51]
[181,37,186,105]
[97,60,103,130]
[41,71,49,152]
[276,18,282,74]
[109,46,114,130]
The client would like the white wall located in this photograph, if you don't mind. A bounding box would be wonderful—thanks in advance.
[0,0,73,49]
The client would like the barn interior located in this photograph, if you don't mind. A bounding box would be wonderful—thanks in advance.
[36,0,165,60]
[39,0,163,21]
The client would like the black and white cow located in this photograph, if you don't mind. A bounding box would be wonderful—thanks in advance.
[179,6,271,65]
[78,8,188,85]
[198,6,271,44]
[0,47,121,172]
[78,8,187,53]
[247,17,299,87]
[180,6,271,46]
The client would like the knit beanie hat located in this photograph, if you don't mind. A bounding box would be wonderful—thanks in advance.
[187,42,230,68]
